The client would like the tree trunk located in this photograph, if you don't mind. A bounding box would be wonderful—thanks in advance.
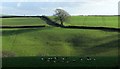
[60,17,63,26]
[61,21,63,26]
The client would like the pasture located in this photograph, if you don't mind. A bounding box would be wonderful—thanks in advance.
[1,16,119,67]
[1,16,118,28]
[2,27,119,56]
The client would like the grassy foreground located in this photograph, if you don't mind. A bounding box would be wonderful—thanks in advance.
[2,56,118,67]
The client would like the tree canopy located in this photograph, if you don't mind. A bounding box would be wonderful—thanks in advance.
[53,9,70,26]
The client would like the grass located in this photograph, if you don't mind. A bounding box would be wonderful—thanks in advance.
[55,16,118,28]
[1,16,118,28]
[2,27,119,56]
[2,56,118,67]
[1,16,119,67]
[1,17,46,26]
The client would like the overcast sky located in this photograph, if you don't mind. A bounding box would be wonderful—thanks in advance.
[1,0,119,16]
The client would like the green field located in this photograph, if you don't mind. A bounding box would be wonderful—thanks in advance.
[1,17,46,26]
[66,16,118,28]
[1,16,119,57]
[1,16,119,67]
[2,27,119,56]
[1,16,118,28]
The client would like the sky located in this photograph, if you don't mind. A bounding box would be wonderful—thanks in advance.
[0,0,120,16]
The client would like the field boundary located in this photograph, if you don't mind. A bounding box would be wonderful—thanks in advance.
[1,25,120,32]
[0,25,46,28]
[63,26,120,32]
[1,16,119,32]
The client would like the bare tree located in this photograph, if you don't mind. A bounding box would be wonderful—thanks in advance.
[53,9,70,26]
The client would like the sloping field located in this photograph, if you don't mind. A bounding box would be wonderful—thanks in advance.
[2,27,119,56]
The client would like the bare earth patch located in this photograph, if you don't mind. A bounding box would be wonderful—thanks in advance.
[2,51,16,57]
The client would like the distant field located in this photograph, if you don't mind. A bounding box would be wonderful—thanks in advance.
[1,16,118,28]
[67,16,118,28]
[1,17,46,26]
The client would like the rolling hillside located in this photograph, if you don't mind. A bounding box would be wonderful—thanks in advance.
[1,15,119,67]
